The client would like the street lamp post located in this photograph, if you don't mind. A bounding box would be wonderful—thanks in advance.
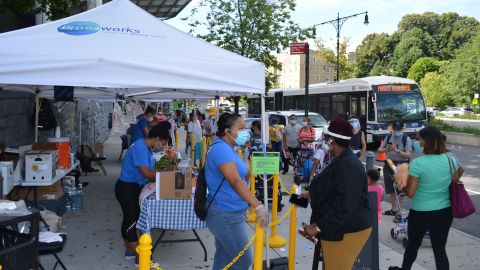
[313,11,369,81]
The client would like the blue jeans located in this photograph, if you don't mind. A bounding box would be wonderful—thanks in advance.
[206,206,253,270]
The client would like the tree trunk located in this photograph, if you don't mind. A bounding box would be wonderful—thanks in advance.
[233,96,240,113]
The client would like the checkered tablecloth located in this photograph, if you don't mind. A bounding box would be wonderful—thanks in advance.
[136,195,207,233]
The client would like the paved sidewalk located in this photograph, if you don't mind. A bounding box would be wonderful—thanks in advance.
[36,130,478,269]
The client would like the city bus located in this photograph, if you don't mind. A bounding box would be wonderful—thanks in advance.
[247,76,427,142]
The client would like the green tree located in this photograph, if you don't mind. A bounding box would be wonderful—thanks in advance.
[185,0,311,92]
[390,28,436,77]
[0,0,80,21]
[407,57,443,83]
[398,12,479,59]
[354,33,395,77]
[443,31,480,105]
[420,72,453,108]
[315,38,354,79]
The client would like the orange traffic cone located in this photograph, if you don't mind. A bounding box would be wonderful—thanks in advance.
[377,140,386,161]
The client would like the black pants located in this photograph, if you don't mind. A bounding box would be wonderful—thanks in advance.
[115,180,142,242]
[287,147,298,165]
[271,141,288,172]
[402,207,453,270]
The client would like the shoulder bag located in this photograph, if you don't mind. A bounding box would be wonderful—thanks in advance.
[447,154,475,218]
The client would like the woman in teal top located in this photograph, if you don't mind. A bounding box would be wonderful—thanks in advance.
[389,126,460,270]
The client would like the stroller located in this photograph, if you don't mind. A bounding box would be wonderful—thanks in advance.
[254,175,284,212]
[387,159,430,249]
[293,145,314,185]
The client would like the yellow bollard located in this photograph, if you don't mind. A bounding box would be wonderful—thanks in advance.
[269,174,287,248]
[201,136,207,167]
[175,129,179,150]
[247,158,256,223]
[253,223,265,270]
[288,185,298,270]
[136,234,152,270]
[190,133,195,163]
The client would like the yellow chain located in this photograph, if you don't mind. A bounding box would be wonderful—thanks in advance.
[257,175,274,181]
[278,177,293,195]
[150,262,163,270]
[223,235,256,270]
[269,205,294,227]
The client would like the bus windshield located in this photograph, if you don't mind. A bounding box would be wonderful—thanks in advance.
[376,91,426,122]
[294,114,328,127]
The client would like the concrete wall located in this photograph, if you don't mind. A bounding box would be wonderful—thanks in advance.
[445,131,480,147]
[0,91,35,147]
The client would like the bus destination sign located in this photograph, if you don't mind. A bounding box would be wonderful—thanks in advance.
[377,85,411,92]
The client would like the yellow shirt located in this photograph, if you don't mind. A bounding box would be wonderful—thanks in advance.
[269,126,283,142]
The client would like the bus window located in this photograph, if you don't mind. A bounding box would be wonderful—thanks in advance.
[266,97,274,111]
[308,96,317,113]
[284,96,293,110]
[376,92,426,122]
[332,94,346,119]
[318,96,331,120]
[360,96,366,116]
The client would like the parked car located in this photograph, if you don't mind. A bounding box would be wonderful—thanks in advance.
[266,111,328,142]
[426,107,439,116]
[439,107,474,117]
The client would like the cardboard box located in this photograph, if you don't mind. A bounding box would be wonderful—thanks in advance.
[32,143,57,151]
[10,181,64,201]
[157,167,192,200]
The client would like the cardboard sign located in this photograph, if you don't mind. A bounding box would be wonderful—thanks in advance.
[156,167,192,200]
[251,152,280,175]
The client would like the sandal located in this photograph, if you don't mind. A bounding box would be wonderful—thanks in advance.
[384,209,398,216]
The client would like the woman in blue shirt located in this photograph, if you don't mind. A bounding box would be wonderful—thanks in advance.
[115,126,169,263]
[205,113,268,270]
[130,106,156,145]
[389,126,459,270]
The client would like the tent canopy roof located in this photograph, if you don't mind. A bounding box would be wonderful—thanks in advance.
[0,0,264,97]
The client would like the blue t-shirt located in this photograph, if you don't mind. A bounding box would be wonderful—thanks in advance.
[130,116,148,145]
[119,139,153,186]
[409,153,459,211]
[206,138,248,212]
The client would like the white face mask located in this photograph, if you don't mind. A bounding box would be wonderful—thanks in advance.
[148,117,154,122]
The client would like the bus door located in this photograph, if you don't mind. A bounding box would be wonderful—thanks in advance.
[349,93,367,130]
[274,91,283,111]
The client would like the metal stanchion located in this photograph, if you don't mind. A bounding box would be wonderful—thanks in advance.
[288,185,298,270]
[175,129,179,150]
[137,234,152,270]
[253,223,265,270]
[269,174,287,248]
[247,158,256,223]
[190,133,195,164]
[201,136,207,167]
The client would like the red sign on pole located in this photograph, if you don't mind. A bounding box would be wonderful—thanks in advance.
[290,42,308,55]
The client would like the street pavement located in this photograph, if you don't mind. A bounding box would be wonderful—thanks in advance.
[37,128,480,269]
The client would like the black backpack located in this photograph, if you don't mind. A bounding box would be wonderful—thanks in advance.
[194,142,225,220]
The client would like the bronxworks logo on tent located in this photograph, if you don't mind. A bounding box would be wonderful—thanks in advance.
[57,21,140,36]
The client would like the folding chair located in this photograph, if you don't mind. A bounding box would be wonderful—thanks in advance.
[83,144,107,176]
[38,217,68,270]
[119,135,129,161]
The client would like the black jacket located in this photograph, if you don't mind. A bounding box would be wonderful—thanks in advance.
[309,148,372,241]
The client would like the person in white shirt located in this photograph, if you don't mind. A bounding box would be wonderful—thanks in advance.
[188,114,203,166]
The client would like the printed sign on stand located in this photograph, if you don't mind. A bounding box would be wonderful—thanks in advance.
[251,152,280,175]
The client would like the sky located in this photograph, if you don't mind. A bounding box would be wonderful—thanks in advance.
[165,0,480,52]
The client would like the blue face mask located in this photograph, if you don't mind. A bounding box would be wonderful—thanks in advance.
[414,141,424,154]
[302,121,308,127]
[393,131,402,137]
[233,130,251,146]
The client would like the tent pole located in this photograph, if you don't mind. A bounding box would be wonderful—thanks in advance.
[214,96,219,123]
[260,93,270,267]
[34,93,40,143]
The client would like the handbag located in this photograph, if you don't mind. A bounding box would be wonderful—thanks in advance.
[447,154,475,218]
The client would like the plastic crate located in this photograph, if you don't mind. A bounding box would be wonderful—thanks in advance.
[0,210,39,270]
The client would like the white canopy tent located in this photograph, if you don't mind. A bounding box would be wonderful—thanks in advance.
[0,0,273,261]
[0,0,264,96]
